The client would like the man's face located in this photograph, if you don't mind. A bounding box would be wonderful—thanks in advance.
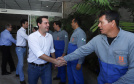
[8,25,12,31]
[71,19,76,29]
[38,18,49,33]
[23,21,28,28]
[98,15,112,35]
[53,23,57,31]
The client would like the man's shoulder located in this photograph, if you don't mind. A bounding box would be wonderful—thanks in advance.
[62,30,66,32]
[17,28,22,32]
[91,34,103,41]
[77,28,85,34]
[53,31,56,34]
[121,29,134,38]
[61,30,68,34]
[47,33,53,39]
[1,30,5,34]
[1,30,8,35]
[28,32,37,38]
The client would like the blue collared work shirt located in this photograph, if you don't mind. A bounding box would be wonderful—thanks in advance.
[0,29,16,46]
[64,28,134,84]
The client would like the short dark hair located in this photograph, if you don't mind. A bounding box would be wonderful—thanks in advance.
[99,10,119,27]
[5,23,11,29]
[73,17,81,26]
[36,16,48,27]
[53,21,61,28]
[33,27,38,31]
[20,19,28,26]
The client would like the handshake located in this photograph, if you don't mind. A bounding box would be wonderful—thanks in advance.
[55,57,67,67]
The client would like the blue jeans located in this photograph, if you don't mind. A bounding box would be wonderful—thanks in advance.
[28,63,52,84]
[16,47,26,81]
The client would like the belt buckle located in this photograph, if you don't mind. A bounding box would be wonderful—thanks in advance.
[38,64,41,66]
[36,64,40,66]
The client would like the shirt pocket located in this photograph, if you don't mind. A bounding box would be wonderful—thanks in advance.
[71,36,77,44]
[58,35,63,40]
[114,51,128,66]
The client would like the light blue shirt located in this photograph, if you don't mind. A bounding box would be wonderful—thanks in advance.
[64,28,134,84]
[69,27,86,64]
[53,29,68,54]
[0,29,16,46]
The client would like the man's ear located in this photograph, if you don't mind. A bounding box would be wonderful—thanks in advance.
[38,23,40,27]
[111,20,116,27]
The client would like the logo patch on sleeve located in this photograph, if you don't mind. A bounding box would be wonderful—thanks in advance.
[65,35,68,38]
[72,38,74,42]
[82,38,86,41]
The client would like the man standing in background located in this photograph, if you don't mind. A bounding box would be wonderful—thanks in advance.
[0,23,16,75]
[32,27,38,32]
[16,19,28,84]
[53,21,68,84]
[66,17,86,84]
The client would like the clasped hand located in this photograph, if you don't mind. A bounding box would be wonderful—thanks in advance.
[55,57,67,67]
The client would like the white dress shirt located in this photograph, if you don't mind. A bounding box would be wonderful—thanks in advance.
[16,27,28,46]
[27,31,55,64]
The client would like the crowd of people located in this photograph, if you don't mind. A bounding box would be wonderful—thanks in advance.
[0,10,134,84]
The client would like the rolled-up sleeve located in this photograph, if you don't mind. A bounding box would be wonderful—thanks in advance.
[28,35,44,58]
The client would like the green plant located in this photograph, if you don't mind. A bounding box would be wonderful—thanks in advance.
[72,0,134,32]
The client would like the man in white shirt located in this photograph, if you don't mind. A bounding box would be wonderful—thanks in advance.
[27,16,66,84]
[16,19,28,84]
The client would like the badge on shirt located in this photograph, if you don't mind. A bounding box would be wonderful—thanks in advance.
[82,38,86,41]
[65,35,68,38]
[72,37,74,42]
[57,37,59,40]
[118,56,126,65]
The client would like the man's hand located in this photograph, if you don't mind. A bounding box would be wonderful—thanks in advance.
[61,53,66,57]
[57,57,65,61]
[55,57,67,67]
[76,64,81,70]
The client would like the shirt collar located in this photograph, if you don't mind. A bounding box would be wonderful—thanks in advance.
[37,30,49,37]
[74,27,80,32]
[57,29,61,32]
[101,28,122,41]
[5,29,10,32]
[21,27,26,31]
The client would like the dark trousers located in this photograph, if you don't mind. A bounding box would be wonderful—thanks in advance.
[1,46,15,73]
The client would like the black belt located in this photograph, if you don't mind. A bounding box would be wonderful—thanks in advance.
[1,45,10,47]
[30,62,49,67]
[16,46,26,48]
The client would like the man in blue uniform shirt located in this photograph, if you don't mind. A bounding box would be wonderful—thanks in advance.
[0,23,16,75]
[66,17,86,84]
[57,10,134,84]
[53,21,68,84]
